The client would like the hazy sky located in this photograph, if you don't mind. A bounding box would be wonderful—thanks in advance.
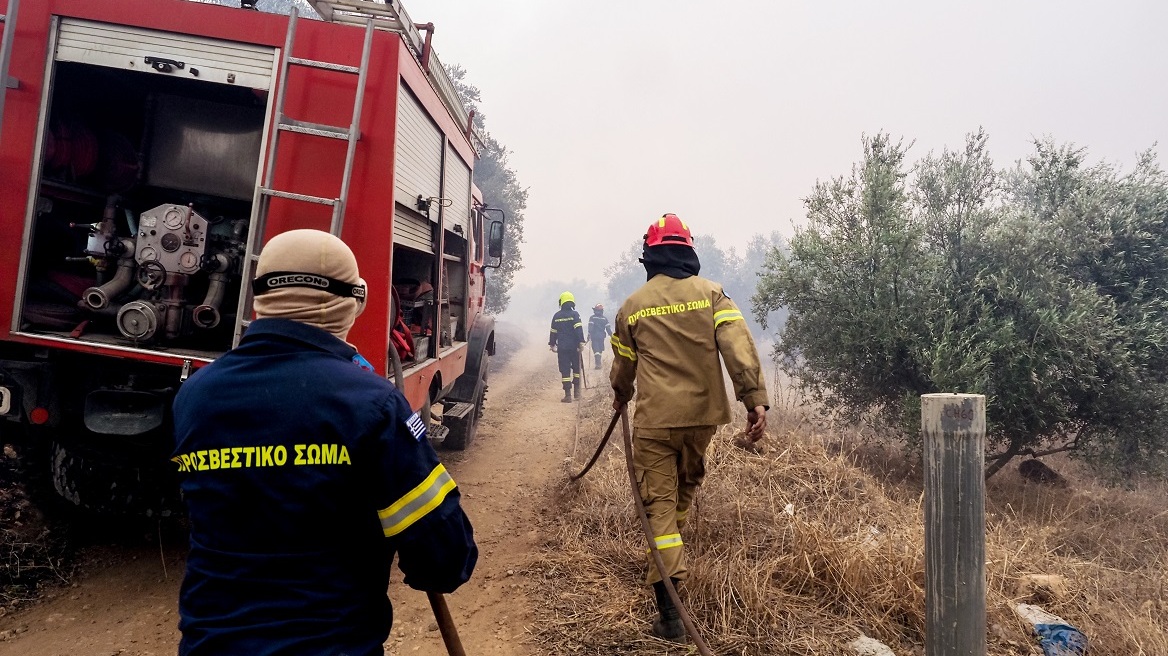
[402,0,1168,288]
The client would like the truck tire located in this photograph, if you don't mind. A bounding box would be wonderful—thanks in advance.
[440,354,488,451]
[50,440,179,517]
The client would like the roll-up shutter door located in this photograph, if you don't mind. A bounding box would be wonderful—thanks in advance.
[394,208,433,253]
[443,143,472,234]
[55,18,276,89]
[395,83,442,222]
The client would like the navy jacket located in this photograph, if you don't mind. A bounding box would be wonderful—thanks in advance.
[172,318,476,656]
[548,304,585,349]
[587,313,612,343]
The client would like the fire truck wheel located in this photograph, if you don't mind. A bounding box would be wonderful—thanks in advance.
[49,440,179,517]
[441,354,488,451]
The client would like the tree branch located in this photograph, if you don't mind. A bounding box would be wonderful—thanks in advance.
[986,439,1079,463]
[1026,443,1079,458]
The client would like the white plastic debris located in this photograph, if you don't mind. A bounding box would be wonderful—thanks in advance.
[848,634,896,656]
[1015,603,1066,627]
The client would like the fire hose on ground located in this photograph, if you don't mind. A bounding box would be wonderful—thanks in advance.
[569,409,716,656]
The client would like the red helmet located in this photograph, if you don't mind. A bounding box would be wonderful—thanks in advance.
[644,213,694,248]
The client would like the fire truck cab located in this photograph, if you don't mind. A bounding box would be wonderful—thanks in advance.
[0,0,503,514]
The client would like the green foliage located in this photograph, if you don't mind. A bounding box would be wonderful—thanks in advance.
[755,134,926,423]
[755,131,1168,477]
[449,66,527,315]
[473,135,527,314]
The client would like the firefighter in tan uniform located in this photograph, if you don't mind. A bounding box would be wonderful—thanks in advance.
[610,214,768,642]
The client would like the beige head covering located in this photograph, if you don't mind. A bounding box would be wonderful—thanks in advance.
[254,229,365,342]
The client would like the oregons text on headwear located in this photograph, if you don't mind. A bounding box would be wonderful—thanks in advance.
[252,270,366,300]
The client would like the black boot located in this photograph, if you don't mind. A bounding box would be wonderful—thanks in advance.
[561,387,572,403]
[573,380,582,400]
[594,353,601,369]
[651,579,685,642]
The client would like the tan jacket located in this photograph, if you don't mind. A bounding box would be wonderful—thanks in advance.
[610,274,769,429]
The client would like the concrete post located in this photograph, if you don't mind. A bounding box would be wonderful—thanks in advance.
[921,393,986,656]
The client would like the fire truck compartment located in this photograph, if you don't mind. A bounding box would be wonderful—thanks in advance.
[15,41,272,360]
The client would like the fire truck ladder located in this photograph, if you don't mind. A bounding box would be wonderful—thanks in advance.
[309,0,484,151]
[234,7,373,346]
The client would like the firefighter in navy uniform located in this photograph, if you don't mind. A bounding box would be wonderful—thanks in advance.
[610,214,768,642]
[587,304,613,370]
[171,229,477,656]
[548,291,586,402]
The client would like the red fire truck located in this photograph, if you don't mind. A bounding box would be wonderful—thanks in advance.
[0,0,504,513]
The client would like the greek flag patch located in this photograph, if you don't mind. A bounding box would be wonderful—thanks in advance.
[351,353,375,372]
[406,412,427,441]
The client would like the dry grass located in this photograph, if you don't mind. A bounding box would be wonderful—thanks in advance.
[529,388,1168,655]
[0,443,69,614]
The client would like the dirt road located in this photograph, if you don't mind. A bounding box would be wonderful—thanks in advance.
[0,322,583,655]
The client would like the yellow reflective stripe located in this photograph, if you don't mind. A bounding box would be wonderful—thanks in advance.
[550,328,558,333]
[573,322,582,328]
[378,464,457,537]
[646,533,683,553]
[610,335,637,361]
[658,217,666,228]
[713,309,744,328]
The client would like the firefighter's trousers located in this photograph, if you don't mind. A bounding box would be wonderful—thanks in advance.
[590,338,605,369]
[632,425,716,585]
[556,348,582,392]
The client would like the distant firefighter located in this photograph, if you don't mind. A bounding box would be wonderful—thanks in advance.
[587,304,613,369]
[548,291,586,402]
[610,214,769,642]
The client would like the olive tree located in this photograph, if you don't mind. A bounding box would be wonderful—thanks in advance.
[755,131,1168,477]
[1004,143,1168,477]
[754,133,932,428]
